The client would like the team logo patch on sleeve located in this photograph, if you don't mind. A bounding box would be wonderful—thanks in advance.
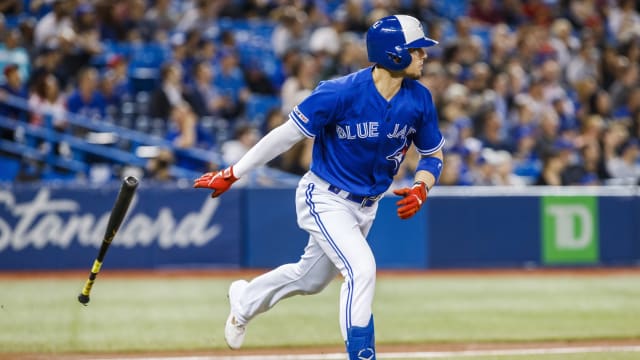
[293,106,309,123]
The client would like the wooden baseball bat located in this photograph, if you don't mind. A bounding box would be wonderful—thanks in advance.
[78,176,139,305]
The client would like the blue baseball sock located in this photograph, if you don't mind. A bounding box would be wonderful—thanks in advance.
[345,315,375,360]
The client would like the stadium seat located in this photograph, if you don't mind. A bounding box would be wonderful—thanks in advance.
[245,95,280,126]
[0,156,20,181]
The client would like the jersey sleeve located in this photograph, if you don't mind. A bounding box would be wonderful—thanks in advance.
[413,88,445,155]
[288,81,339,138]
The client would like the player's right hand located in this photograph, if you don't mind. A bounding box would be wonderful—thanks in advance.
[193,166,238,198]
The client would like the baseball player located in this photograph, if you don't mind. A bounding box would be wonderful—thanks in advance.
[194,14,444,360]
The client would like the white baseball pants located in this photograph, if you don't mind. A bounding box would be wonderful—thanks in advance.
[232,171,379,340]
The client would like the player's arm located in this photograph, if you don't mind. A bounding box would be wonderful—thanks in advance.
[393,149,443,219]
[413,149,443,191]
[193,120,305,197]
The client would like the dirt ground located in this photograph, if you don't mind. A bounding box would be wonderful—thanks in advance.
[2,267,640,360]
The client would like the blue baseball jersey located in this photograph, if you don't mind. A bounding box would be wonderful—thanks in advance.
[289,67,444,196]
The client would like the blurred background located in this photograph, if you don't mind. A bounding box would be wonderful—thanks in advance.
[1,4,639,358]
[0,0,639,271]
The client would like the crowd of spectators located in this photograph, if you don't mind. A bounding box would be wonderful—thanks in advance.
[0,0,639,186]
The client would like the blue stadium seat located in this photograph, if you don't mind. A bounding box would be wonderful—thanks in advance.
[3,15,22,29]
[471,26,492,50]
[433,0,469,21]
[0,156,20,181]
[245,95,280,126]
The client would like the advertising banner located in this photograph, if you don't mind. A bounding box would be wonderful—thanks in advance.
[0,185,242,269]
[541,196,599,265]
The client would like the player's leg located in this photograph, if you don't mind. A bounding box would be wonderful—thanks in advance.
[298,179,378,359]
[231,238,339,325]
[225,238,338,349]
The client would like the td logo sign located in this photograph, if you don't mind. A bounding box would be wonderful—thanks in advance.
[542,196,599,264]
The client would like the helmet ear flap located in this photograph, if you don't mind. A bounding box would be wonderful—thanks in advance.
[385,50,402,65]
[384,47,411,70]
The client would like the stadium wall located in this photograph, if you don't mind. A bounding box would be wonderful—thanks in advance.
[0,184,638,270]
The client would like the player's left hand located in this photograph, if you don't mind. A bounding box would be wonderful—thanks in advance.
[393,181,427,219]
[193,166,238,198]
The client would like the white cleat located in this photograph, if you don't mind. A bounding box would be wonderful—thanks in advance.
[225,280,248,350]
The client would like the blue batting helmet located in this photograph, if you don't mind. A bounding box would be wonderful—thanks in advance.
[366,15,438,71]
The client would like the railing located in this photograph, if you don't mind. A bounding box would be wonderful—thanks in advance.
[0,92,222,180]
[0,92,301,186]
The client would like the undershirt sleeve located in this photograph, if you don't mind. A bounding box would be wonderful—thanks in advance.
[232,119,306,178]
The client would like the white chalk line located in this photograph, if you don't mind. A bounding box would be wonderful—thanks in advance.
[96,345,640,360]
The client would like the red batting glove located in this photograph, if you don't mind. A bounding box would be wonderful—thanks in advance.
[392,181,428,220]
[193,166,238,198]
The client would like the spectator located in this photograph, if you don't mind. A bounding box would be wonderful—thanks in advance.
[609,62,638,111]
[179,29,204,80]
[271,6,310,57]
[548,18,580,70]
[534,147,567,186]
[28,73,71,158]
[342,0,369,33]
[184,61,225,118]
[0,64,28,141]
[221,123,260,165]
[66,67,106,120]
[33,0,74,49]
[468,0,505,26]
[0,64,29,123]
[522,0,554,26]
[607,0,640,44]
[28,73,66,130]
[0,29,30,86]
[212,51,251,122]
[309,11,347,78]
[176,0,218,32]
[552,97,579,136]
[144,0,179,42]
[126,0,154,42]
[477,109,511,152]
[438,152,465,186]
[334,34,369,76]
[26,44,64,92]
[540,59,573,115]
[149,62,186,121]
[450,16,486,64]
[613,87,640,126]
[490,149,526,186]
[106,54,132,102]
[280,55,319,115]
[218,30,238,58]
[0,0,21,15]
[562,140,607,185]
[420,61,449,105]
[146,148,175,181]
[464,62,495,119]
[67,3,103,67]
[165,104,215,171]
[100,70,124,121]
[566,34,600,86]
[606,139,640,185]
[469,150,496,185]
[586,90,614,123]
[0,14,4,43]
[534,108,562,158]
[487,23,516,72]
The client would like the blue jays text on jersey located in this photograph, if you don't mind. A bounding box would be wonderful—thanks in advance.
[289,66,445,197]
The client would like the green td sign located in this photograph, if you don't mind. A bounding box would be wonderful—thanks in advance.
[542,196,599,264]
